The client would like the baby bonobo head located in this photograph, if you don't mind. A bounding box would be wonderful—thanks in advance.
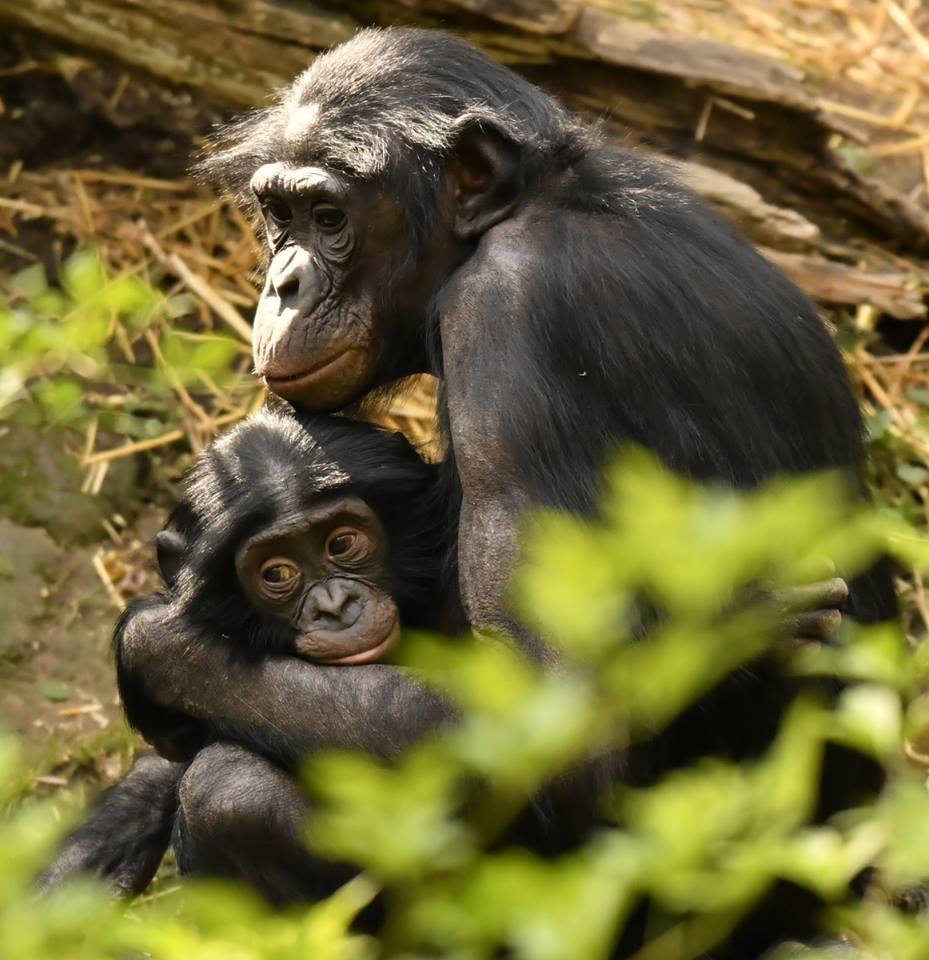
[234,498,398,663]
[155,404,449,665]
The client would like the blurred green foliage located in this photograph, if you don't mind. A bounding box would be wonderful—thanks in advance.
[4,451,929,959]
[1,250,246,436]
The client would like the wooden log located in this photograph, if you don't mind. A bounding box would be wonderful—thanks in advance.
[570,8,809,106]
[442,0,581,34]
[760,249,928,321]
[673,161,821,253]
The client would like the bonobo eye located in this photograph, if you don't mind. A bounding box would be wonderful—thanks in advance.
[259,557,302,596]
[312,203,346,233]
[260,196,292,227]
[325,526,370,564]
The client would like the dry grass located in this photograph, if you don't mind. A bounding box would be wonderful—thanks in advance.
[0,165,441,620]
[598,0,929,205]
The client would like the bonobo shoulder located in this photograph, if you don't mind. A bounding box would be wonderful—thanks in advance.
[438,209,546,321]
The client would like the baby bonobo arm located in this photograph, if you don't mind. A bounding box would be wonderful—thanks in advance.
[116,599,456,769]
[173,742,353,905]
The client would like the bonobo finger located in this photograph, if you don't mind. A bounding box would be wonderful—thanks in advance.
[772,577,849,615]
[782,609,843,641]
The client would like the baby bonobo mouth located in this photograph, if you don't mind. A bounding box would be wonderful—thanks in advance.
[311,616,401,665]
[293,593,401,666]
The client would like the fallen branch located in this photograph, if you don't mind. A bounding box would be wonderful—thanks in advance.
[760,248,927,320]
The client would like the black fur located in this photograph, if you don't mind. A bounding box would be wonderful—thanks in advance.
[162,404,448,660]
[36,754,184,898]
[198,27,894,626]
[115,405,451,747]
[110,28,898,952]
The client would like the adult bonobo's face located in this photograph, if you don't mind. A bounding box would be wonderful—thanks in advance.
[233,493,399,664]
[247,144,516,411]
[249,163,394,409]
[199,29,546,412]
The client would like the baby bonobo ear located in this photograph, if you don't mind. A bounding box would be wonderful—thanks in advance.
[154,530,186,588]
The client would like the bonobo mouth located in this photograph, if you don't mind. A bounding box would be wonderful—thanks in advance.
[319,619,401,665]
[295,607,400,666]
[262,347,366,404]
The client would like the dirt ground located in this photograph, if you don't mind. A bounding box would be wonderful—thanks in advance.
[0,50,194,792]
[0,36,437,802]
[0,430,166,794]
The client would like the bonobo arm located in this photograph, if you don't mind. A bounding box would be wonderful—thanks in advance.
[115,601,456,768]
[439,231,856,656]
[114,596,209,762]
[38,754,184,897]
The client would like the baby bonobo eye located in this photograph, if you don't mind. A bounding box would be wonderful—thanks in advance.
[258,557,302,597]
[325,526,370,564]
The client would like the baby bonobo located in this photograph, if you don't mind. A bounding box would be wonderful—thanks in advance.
[39,405,455,897]
[153,403,450,665]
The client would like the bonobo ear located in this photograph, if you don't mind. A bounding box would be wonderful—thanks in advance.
[155,530,186,587]
[447,119,522,241]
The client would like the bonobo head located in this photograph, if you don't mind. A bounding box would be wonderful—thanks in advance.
[157,404,448,664]
[197,27,586,409]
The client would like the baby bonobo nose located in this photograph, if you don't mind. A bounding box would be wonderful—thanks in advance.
[309,580,362,629]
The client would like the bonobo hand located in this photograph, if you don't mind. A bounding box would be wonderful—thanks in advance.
[769,576,849,644]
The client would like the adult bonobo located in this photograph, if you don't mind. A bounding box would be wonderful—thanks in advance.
[116,25,895,928]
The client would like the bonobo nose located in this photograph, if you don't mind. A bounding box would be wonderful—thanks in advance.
[265,246,325,315]
[307,580,362,629]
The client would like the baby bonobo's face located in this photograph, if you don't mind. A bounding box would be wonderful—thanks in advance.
[236,493,399,664]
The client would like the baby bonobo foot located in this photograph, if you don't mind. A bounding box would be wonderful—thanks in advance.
[38,754,184,897]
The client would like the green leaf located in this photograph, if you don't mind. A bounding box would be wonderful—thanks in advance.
[159,330,240,386]
[866,408,892,441]
[41,684,71,702]
[10,263,48,300]
[833,684,903,761]
[61,249,107,302]
[905,386,929,408]
[837,145,878,176]
[33,379,85,424]
[304,746,472,882]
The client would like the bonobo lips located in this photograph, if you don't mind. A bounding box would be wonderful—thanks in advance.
[295,606,401,666]
[262,347,364,402]
[318,618,401,665]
